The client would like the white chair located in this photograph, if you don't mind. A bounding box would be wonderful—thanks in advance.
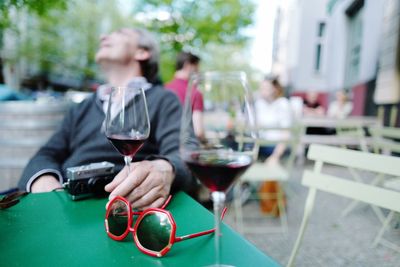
[287,144,400,267]
[337,125,400,223]
[369,126,400,251]
[234,125,300,234]
[370,126,400,155]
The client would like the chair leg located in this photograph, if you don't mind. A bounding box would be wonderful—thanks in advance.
[341,199,360,218]
[372,210,395,248]
[287,188,316,267]
[277,184,288,234]
[341,171,386,224]
[378,238,400,253]
[341,168,364,218]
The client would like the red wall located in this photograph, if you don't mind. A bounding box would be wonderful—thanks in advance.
[351,83,367,116]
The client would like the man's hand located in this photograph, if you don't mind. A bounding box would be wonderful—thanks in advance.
[105,159,174,209]
[31,175,62,193]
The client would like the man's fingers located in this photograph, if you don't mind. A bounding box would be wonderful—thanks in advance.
[148,197,168,209]
[105,160,173,210]
[108,164,149,199]
[130,186,164,209]
[104,166,128,192]
[125,171,160,203]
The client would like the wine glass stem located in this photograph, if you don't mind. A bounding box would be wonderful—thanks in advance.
[124,155,132,173]
[211,191,226,266]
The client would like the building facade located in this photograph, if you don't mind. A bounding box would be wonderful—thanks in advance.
[272,0,399,124]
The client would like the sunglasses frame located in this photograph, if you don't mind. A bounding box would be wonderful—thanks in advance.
[0,191,28,210]
[105,195,171,241]
[133,208,177,257]
[105,195,226,257]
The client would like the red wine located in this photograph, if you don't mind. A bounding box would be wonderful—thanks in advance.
[107,134,146,156]
[185,151,252,192]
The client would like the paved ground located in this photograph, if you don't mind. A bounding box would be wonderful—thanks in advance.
[223,162,400,267]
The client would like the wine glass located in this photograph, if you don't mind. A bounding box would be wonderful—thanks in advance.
[180,71,257,266]
[105,86,150,172]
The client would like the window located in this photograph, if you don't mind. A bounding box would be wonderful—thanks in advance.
[314,22,326,73]
[344,4,363,88]
[318,22,326,37]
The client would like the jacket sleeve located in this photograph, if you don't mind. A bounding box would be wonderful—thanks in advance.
[148,91,197,194]
[18,107,74,191]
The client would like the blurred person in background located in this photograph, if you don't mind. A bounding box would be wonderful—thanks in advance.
[303,91,329,135]
[165,51,205,141]
[327,90,353,119]
[18,27,196,209]
[254,75,293,165]
[166,52,209,205]
[303,91,325,117]
[243,76,292,215]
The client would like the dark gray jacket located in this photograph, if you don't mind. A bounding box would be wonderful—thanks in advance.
[18,85,196,194]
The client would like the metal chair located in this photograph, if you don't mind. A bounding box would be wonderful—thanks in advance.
[287,144,400,267]
[369,126,400,251]
[370,126,400,155]
[0,100,71,191]
[233,125,300,234]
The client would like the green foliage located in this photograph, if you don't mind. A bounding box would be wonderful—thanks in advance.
[0,0,67,29]
[132,0,256,82]
[4,0,135,88]
[2,0,258,90]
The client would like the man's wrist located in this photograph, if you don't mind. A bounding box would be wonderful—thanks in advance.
[26,169,63,192]
[31,174,62,193]
[151,159,174,173]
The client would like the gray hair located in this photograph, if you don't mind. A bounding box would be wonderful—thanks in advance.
[131,28,160,84]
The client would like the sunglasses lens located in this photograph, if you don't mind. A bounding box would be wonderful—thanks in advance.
[136,212,172,252]
[107,199,129,237]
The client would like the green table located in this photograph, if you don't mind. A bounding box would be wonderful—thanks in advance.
[0,191,280,267]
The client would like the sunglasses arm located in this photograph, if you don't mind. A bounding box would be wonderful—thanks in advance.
[0,191,27,210]
[161,195,172,209]
[174,207,227,243]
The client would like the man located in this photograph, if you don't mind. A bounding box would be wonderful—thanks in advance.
[18,28,196,209]
[165,52,205,140]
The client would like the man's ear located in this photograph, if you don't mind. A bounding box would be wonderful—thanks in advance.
[134,49,150,61]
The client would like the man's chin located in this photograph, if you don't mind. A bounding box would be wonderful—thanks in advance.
[94,53,103,64]
[95,57,114,67]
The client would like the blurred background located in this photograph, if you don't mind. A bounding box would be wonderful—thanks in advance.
[0,0,257,94]
[1,1,400,266]
[1,0,399,127]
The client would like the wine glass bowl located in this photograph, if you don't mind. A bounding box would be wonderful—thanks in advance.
[105,86,150,170]
[180,71,257,266]
[184,150,252,193]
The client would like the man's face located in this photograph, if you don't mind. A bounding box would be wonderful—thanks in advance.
[95,28,139,64]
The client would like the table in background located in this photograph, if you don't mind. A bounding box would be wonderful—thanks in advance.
[297,116,381,161]
[0,191,280,267]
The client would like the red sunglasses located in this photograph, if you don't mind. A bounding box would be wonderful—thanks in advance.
[0,191,27,210]
[105,195,227,257]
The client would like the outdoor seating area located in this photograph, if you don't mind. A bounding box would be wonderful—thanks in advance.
[1,94,399,266]
[224,143,400,266]
[209,114,400,266]
[1,1,400,267]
